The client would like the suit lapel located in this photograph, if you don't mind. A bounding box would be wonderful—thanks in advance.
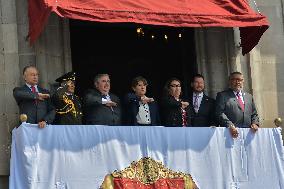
[24,85,38,96]
[109,93,115,102]
[229,89,243,111]
[37,86,43,93]
[24,84,31,92]
[198,96,207,114]
[190,93,198,114]
[243,92,248,112]
[148,102,154,121]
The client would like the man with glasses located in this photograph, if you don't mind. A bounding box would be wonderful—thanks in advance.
[161,78,192,127]
[83,74,121,125]
[216,72,259,138]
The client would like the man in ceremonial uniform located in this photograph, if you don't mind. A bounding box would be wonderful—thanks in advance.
[52,72,83,125]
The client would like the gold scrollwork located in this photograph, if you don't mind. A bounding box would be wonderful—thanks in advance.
[101,157,198,189]
[56,94,81,117]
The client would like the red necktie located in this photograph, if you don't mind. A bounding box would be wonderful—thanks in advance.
[31,86,38,104]
[31,86,36,93]
[236,92,244,111]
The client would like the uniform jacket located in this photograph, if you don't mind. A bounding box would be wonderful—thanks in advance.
[52,87,83,125]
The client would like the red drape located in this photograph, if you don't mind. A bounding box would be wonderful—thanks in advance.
[113,178,185,189]
[28,0,269,55]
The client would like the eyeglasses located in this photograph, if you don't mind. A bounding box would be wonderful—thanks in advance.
[170,84,181,88]
[230,78,243,82]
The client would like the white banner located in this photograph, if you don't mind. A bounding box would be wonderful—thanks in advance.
[9,123,284,189]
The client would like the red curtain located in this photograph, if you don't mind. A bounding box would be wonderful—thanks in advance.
[28,0,269,55]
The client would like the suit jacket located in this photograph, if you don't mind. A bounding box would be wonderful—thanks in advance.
[13,85,55,124]
[83,88,121,125]
[161,95,193,127]
[189,93,216,127]
[215,89,259,128]
[52,87,83,125]
[124,93,160,126]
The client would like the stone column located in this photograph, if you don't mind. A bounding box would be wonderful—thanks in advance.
[0,0,20,178]
[195,27,237,98]
[34,14,72,90]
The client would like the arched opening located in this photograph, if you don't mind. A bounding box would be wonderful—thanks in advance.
[70,20,197,102]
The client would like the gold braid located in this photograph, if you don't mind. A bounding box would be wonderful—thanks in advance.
[56,94,78,117]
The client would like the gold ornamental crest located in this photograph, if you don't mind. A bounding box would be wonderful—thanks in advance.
[101,157,198,189]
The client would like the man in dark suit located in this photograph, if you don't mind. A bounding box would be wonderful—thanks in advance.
[124,76,160,126]
[189,74,216,127]
[83,74,121,125]
[216,71,259,138]
[13,66,55,128]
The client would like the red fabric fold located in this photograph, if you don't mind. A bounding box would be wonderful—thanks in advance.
[28,0,269,54]
[28,0,52,43]
[113,178,185,189]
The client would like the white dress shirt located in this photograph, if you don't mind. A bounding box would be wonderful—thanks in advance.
[101,94,111,104]
[136,102,151,125]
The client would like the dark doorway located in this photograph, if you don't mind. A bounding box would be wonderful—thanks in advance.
[69,20,197,101]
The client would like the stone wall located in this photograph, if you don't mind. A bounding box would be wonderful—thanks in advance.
[0,0,20,177]
[0,0,72,188]
[238,0,284,127]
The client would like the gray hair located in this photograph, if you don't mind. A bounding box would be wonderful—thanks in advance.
[94,74,110,84]
[229,71,243,80]
[23,65,37,75]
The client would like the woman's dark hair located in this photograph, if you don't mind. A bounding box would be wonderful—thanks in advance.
[163,78,181,96]
[131,76,148,88]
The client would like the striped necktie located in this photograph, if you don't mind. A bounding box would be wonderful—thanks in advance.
[193,95,200,113]
[236,92,244,111]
